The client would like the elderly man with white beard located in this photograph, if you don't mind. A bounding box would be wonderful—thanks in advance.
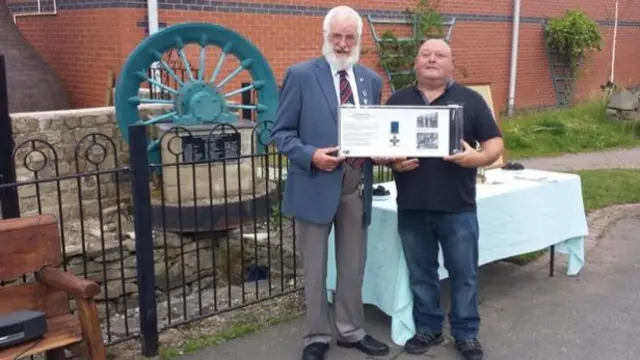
[270,5,391,360]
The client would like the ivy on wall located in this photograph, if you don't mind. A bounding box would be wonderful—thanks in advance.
[375,0,447,91]
[542,9,603,106]
[544,9,603,81]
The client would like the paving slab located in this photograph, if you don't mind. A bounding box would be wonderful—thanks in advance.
[178,213,640,360]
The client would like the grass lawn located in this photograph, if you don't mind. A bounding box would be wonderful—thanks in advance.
[506,168,640,265]
[502,101,640,160]
[577,168,640,212]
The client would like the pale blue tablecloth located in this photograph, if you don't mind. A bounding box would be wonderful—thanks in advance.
[326,168,588,346]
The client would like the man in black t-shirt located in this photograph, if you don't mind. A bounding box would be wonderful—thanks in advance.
[386,39,503,360]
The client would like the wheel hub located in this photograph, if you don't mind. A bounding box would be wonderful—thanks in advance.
[174,80,237,124]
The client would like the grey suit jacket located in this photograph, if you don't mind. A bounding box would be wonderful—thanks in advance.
[270,56,384,226]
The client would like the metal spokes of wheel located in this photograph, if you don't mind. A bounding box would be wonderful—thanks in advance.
[114,22,279,163]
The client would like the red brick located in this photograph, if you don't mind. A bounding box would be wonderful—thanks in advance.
[11,2,640,118]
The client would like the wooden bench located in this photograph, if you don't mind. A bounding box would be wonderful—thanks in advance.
[0,214,106,360]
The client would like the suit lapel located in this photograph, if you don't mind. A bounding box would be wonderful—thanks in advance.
[314,57,339,122]
[352,64,371,106]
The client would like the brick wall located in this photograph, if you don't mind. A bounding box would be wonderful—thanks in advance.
[8,0,640,117]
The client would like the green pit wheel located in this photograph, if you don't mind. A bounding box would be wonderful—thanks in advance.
[114,22,279,164]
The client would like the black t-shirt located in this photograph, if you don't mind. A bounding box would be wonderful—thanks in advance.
[385,82,502,213]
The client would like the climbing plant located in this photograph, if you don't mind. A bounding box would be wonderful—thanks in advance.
[543,9,603,77]
[376,0,447,91]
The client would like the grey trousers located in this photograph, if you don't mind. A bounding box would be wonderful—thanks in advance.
[296,163,368,345]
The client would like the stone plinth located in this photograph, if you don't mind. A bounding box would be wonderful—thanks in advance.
[156,120,264,204]
[151,120,279,232]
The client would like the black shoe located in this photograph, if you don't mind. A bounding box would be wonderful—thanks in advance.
[301,342,329,360]
[403,331,445,355]
[455,338,484,360]
[337,334,390,356]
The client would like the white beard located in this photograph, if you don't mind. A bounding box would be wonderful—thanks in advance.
[322,41,360,71]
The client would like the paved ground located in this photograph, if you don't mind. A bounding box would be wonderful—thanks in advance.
[178,211,640,360]
[177,148,640,360]
[517,147,640,170]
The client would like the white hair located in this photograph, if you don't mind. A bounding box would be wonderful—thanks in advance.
[321,6,363,70]
[322,6,363,39]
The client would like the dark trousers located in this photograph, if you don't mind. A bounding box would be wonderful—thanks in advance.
[397,209,480,341]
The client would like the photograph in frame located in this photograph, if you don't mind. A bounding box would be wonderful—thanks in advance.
[338,104,464,158]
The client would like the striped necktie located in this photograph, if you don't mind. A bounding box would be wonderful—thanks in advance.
[339,70,364,169]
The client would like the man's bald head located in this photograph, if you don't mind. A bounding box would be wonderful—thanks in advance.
[414,38,454,86]
[418,38,453,58]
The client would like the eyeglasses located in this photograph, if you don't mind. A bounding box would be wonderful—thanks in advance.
[329,32,358,43]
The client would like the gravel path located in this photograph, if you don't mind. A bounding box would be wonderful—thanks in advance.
[517,147,640,171]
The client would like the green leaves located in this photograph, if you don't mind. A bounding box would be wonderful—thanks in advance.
[544,9,603,63]
[543,9,603,104]
[376,0,445,91]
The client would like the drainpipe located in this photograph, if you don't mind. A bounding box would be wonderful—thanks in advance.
[506,0,521,116]
[147,0,159,35]
[609,0,618,84]
[148,0,160,98]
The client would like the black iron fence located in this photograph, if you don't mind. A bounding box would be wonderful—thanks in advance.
[0,117,303,356]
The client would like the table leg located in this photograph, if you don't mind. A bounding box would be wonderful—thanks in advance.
[549,245,555,277]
